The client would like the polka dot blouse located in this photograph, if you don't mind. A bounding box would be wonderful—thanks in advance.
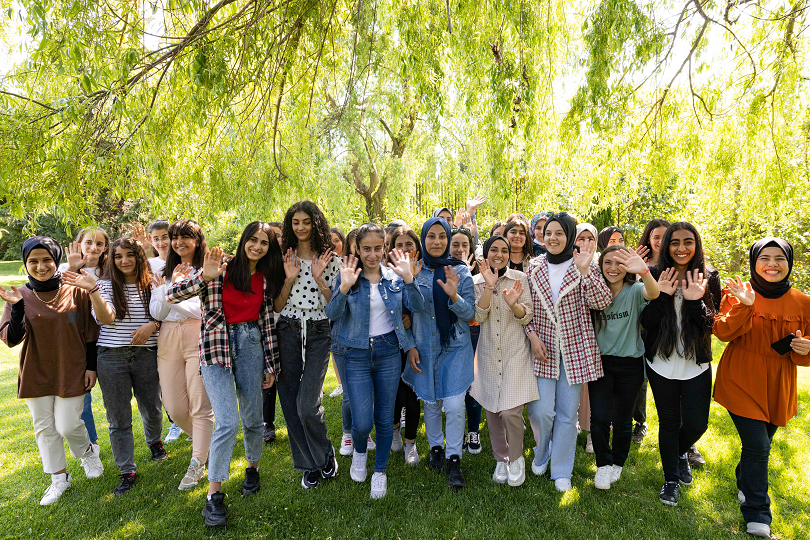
[279,255,341,321]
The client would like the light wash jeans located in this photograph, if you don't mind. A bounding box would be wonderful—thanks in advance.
[200,321,265,483]
[527,357,583,480]
[424,393,466,458]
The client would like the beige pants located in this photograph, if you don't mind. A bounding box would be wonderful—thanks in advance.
[578,383,591,432]
[157,319,214,463]
[486,404,526,463]
[26,395,90,474]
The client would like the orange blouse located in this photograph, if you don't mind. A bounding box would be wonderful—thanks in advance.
[713,287,810,426]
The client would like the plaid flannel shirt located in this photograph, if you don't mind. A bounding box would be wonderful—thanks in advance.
[524,255,612,385]
[167,272,280,374]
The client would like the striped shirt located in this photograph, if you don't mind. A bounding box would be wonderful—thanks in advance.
[92,280,158,347]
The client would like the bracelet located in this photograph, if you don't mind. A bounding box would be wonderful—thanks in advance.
[88,286,99,295]
[639,268,651,278]
[484,285,495,290]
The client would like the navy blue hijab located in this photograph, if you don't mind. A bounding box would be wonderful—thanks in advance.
[421,218,466,348]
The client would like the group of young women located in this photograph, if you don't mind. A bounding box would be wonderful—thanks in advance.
[1,200,807,538]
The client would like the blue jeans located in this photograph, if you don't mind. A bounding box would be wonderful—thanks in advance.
[81,392,98,443]
[200,321,265,483]
[344,331,401,473]
[527,357,583,480]
[332,351,352,433]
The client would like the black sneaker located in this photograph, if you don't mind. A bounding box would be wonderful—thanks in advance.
[202,492,227,527]
[428,446,445,473]
[467,432,482,454]
[631,422,647,443]
[320,454,338,479]
[659,481,680,506]
[301,470,320,489]
[114,473,137,497]
[263,425,276,444]
[688,444,706,466]
[446,455,466,488]
[678,456,693,485]
[242,467,260,496]
[149,440,168,461]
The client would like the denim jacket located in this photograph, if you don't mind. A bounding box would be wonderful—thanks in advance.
[325,266,423,352]
[401,264,476,402]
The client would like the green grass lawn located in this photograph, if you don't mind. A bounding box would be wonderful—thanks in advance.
[0,261,808,539]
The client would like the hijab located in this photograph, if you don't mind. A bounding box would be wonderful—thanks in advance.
[544,212,578,265]
[597,226,623,252]
[530,211,552,256]
[21,236,63,292]
[749,237,793,299]
[483,235,510,278]
[576,223,598,243]
[421,217,466,348]
[432,207,454,225]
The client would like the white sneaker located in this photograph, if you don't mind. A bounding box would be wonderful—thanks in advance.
[40,473,71,506]
[746,522,770,538]
[555,478,573,492]
[492,461,508,484]
[165,423,182,443]
[81,444,104,479]
[585,432,594,454]
[178,457,206,490]
[611,465,623,484]
[594,466,612,490]
[350,451,367,482]
[531,453,548,476]
[370,472,387,499]
[366,435,376,451]
[507,457,525,487]
[339,433,353,456]
[404,442,420,466]
[391,427,403,452]
[329,384,343,398]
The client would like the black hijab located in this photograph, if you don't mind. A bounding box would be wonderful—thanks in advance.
[749,237,793,299]
[483,235,510,277]
[597,226,623,252]
[544,212,578,264]
[21,236,63,292]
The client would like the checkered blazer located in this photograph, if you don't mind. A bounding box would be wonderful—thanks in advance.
[167,272,280,374]
[524,255,612,385]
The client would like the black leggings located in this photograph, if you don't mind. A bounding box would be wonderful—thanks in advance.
[394,350,421,440]
[263,381,277,429]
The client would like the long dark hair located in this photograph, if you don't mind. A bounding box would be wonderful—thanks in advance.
[104,237,152,321]
[281,200,334,255]
[638,218,670,259]
[75,227,110,279]
[164,220,207,279]
[344,228,359,257]
[387,226,421,261]
[226,221,284,298]
[654,221,718,360]
[503,216,533,259]
[591,245,635,333]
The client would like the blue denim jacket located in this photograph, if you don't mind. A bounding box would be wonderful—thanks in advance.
[325,266,423,352]
[401,264,476,402]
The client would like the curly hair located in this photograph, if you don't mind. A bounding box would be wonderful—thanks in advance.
[281,200,334,255]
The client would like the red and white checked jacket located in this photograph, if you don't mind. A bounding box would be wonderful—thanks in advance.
[167,271,280,375]
[524,255,612,385]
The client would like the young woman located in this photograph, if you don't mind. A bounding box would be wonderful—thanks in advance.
[640,222,721,506]
[530,212,552,257]
[262,221,284,444]
[325,224,422,498]
[328,226,347,399]
[402,217,475,489]
[449,226,483,454]
[60,227,110,450]
[589,245,660,490]
[0,237,104,506]
[275,200,341,489]
[62,237,165,498]
[713,238,810,538]
[433,207,454,225]
[524,212,611,492]
[471,235,538,487]
[503,215,533,272]
[149,220,215,490]
[597,226,624,252]
[146,220,171,273]
[575,222,599,453]
[165,222,282,527]
[387,226,423,465]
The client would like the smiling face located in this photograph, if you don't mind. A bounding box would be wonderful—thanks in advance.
[331,233,344,258]
[149,228,170,258]
[245,230,270,262]
[486,239,510,270]
[25,248,57,282]
[291,211,312,243]
[601,251,628,284]
[608,231,624,247]
[544,221,567,255]
[534,218,547,243]
[649,226,667,256]
[394,234,417,254]
[425,223,448,257]
[113,246,138,277]
[80,231,108,266]
[576,230,596,252]
[171,234,198,263]
[755,246,790,282]
[668,228,696,268]
[358,233,385,271]
[506,224,527,250]
[449,232,470,260]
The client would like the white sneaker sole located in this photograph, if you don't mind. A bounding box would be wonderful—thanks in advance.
[507,475,525,487]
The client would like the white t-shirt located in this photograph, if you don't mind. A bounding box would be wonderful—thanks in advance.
[149,257,166,275]
[646,289,709,380]
[92,280,159,347]
[547,259,574,305]
[369,283,395,337]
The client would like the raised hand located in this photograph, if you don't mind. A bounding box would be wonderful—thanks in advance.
[790,330,810,355]
[172,262,194,284]
[65,241,85,271]
[479,259,498,289]
[312,250,334,281]
[338,254,362,294]
[503,278,523,307]
[466,252,477,271]
[408,252,422,277]
[0,285,23,305]
[387,248,415,283]
[726,276,755,306]
[682,269,708,300]
[132,224,148,248]
[455,211,472,228]
[615,250,649,274]
[573,242,596,275]
[150,273,166,290]
[466,195,486,214]
[283,248,301,282]
[635,245,650,261]
[62,269,97,291]
[436,265,460,300]
[657,267,678,296]
[202,247,228,282]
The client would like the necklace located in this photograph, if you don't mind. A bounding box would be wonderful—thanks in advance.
[33,284,61,305]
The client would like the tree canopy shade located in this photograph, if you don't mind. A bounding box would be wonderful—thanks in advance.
[0,0,808,281]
